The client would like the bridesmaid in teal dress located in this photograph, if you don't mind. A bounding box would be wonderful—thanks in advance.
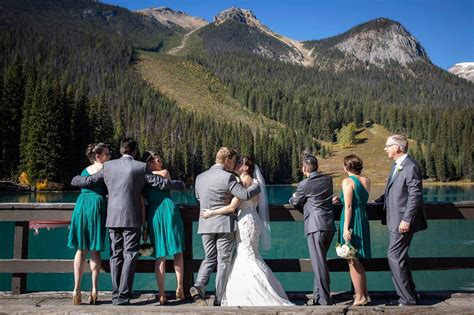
[68,143,110,305]
[338,154,371,306]
[142,151,185,305]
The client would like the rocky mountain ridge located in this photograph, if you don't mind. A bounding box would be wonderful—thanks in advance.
[334,18,430,66]
[448,62,474,82]
[141,6,434,69]
[136,6,208,31]
[213,7,314,65]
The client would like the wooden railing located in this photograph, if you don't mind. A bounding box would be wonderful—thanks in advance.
[1,202,473,294]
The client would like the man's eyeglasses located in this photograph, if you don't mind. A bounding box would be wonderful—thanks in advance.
[384,144,397,149]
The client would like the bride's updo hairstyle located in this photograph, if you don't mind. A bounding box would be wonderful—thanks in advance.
[141,151,161,164]
[86,143,108,163]
[343,154,363,175]
[241,156,255,176]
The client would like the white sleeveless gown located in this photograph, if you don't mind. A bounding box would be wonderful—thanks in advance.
[221,199,294,306]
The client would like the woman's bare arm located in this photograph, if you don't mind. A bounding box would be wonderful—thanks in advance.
[342,178,354,242]
[201,197,240,218]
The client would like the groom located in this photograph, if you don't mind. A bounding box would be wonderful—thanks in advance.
[376,134,427,306]
[191,147,261,306]
[71,138,185,305]
[289,155,335,306]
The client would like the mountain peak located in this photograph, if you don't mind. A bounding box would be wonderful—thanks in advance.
[214,7,261,27]
[137,6,207,31]
[334,17,430,66]
[448,62,474,82]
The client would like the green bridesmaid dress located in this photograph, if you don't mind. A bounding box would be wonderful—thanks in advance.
[144,186,185,258]
[339,175,371,258]
[68,168,107,251]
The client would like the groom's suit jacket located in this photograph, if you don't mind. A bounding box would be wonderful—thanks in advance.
[289,171,336,236]
[195,164,261,234]
[71,155,185,228]
[380,155,427,233]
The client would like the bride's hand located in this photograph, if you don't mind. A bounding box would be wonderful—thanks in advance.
[201,210,213,219]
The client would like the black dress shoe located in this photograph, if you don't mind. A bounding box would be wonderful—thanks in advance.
[306,300,335,306]
[398,302,417,307]
[190,286,207,306]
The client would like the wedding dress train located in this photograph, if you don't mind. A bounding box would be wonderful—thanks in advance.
[222,199,294,306]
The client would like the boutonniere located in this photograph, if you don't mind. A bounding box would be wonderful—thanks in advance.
[396,165,403,172]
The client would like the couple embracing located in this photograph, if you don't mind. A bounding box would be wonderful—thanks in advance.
[190,147,294,306]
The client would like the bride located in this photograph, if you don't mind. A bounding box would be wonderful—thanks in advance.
[201,156,294,306]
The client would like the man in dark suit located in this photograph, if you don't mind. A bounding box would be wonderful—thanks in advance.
[289,155,335,305]
[71,138,185,305]
[376,134,427,306]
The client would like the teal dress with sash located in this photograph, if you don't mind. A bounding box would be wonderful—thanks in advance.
[68,168,107,251]
[338,175,371,258]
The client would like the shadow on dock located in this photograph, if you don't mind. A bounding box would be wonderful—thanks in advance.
[0,291,472,314]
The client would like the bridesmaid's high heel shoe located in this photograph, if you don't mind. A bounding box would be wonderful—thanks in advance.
[159,295,168,305]
[72,290,81,305]
[88,290,98,305]
[175,287,185,301]
[353,297,368,306]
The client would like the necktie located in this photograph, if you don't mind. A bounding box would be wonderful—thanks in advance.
[389,162,397,181]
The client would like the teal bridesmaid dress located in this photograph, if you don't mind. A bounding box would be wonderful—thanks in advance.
[339,175,371,258]
[68,168,107,251]
[143,186,185,258]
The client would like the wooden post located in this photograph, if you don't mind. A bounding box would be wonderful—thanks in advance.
[182,220,194,294]
[12,221,29,294]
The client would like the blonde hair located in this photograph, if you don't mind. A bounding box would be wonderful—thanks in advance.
[389,134,408,153]
[215,147,238,164]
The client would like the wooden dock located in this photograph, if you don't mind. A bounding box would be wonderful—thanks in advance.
[0,291,473,314]
[0,202,473,314]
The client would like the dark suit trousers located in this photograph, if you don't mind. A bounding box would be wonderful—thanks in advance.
[109,227,140,304]
[307,230,335,305]
[388,231,417,305]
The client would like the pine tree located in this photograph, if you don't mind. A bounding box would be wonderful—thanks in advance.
[424,145,436,180]
[1,60,25,178]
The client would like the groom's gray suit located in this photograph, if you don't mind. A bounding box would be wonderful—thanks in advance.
[289,171,335,305]
[378,155,427,305]
[71,155,185,305]
[193,164,260,305]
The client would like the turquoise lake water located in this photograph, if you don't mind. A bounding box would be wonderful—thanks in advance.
[0,185,473,292]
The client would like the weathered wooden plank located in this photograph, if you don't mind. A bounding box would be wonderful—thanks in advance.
[182,220,194,291]
[1,202,473,221]
[2,257,473,274]
[11,221,28,294]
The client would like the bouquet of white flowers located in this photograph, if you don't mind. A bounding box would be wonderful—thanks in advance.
[138,241,154,257]
[335,241,357,259]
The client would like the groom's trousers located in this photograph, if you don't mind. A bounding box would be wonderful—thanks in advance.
[307,230,335,305]
[109,227,140,305]
[388,231,418,305]
[194,232,235,304]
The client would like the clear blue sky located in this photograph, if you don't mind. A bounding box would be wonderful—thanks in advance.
[104,0,474,70]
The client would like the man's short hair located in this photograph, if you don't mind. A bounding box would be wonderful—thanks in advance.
[303,155,318,173]
[120,137,139,156]
[389,134,408,153]
[215,147,238,164]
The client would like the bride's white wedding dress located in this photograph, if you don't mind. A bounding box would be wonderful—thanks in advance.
[221,198,294,306]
